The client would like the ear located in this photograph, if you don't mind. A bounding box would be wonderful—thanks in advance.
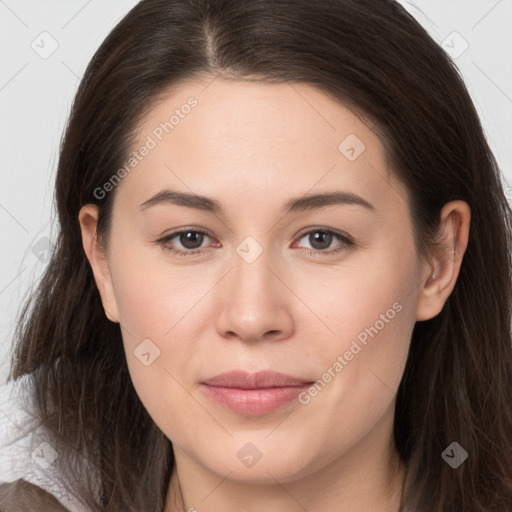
[78,204,120,323]
[416,200,471,321]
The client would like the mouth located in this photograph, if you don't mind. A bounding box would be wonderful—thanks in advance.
[200,370,314,416]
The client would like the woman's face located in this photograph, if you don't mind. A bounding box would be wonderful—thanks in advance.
[86,79,433,484]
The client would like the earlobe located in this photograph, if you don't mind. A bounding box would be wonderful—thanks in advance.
[78,204,120,323]
[415,200,471,321]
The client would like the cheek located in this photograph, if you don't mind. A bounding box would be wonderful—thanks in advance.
[106,239,221,418]
[109,253,209,438]
[297,250,416,359]
[288,281,414,472]
[293,247,417,420]
[108,234,209,341]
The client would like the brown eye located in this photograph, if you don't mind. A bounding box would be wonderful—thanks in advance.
[158,229,215,257]
[295,229,353,255]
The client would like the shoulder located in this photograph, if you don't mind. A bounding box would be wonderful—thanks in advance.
[0,478,70,511]
[0,377,88,512]
[0,375,38,484]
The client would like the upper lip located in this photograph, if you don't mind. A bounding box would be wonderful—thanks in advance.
[202,370,313,389]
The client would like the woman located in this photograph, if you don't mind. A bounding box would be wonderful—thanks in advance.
[1,0,511,510]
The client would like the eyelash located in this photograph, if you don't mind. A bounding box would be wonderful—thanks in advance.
[156,227,354,258]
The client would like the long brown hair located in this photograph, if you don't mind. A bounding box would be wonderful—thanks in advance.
[6,0,512,510]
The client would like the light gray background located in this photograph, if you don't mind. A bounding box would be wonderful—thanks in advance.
[1,0,511,385]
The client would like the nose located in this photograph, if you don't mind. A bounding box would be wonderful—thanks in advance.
[214,240,295,344]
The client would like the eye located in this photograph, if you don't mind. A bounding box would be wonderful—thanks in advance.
[293,228,353,255]
[157,229,217,257]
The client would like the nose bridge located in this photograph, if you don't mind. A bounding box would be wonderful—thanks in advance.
[214,234,294,342]
[231,234,277,309]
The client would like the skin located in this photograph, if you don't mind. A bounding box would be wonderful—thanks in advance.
[79,78,470,512]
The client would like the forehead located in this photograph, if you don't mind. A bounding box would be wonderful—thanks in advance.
[114,78,407,215]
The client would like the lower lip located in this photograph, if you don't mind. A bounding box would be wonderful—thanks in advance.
[201,384,311,415]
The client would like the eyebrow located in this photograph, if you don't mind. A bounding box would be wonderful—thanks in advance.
[139,189,376,214]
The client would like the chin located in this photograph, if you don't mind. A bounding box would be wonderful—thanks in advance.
[191,436,328,485]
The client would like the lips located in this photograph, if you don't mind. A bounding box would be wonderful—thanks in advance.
[201,370,314,415]
[202,370,312,389]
